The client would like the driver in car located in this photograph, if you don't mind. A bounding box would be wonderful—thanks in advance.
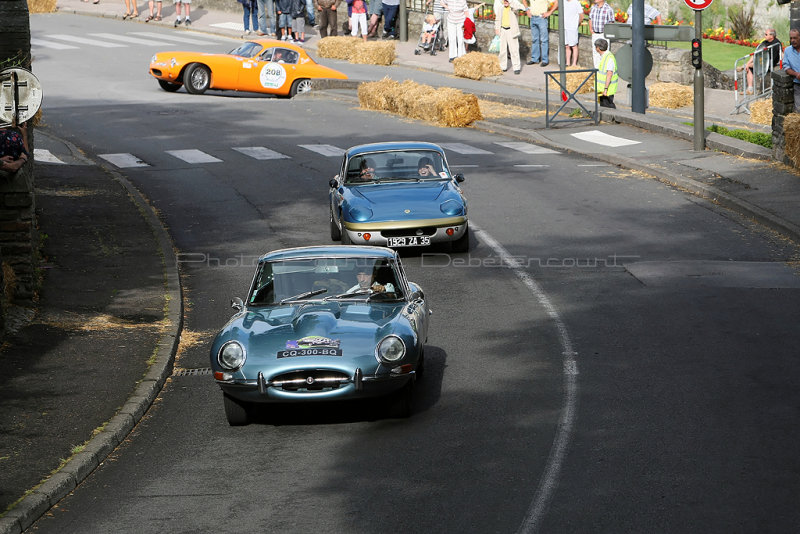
[417,157,436,177]
[346,267,395,294]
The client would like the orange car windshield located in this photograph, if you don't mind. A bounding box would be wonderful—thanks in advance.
[228,42,262,59]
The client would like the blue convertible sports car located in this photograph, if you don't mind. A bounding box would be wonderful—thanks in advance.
[329,142,469,252]
[210,246,429,425]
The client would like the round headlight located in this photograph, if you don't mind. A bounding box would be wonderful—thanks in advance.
[440,199,463,216]
[218,341,246,370]
[151,54,158,63]
[376,335,406,363]
[349,205,373,222]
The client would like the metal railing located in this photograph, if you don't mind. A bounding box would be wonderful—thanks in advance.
[545,68,599,127]
[732,41,783,115]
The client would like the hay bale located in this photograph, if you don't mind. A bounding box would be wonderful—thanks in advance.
[783,113,800,167]
[749,99,772,126]
[564,66,595,94]
[453,52,502,80]
[351,41,395,66]
[27,0,56,13]
[357,78,482,127]
[317,36,359,60]
[649,82,693,109]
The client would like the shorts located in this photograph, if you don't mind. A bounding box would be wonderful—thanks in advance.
[292,17,305,33]
[368,0,382,16]
[174,0,190,4]
[278,12,292,26]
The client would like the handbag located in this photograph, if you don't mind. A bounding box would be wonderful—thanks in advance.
[488,35,500,54]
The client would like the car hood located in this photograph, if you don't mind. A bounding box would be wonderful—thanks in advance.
[344,181,464,222]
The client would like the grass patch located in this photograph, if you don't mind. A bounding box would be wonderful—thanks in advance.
[669,39,756,71]
[707,124,772,148]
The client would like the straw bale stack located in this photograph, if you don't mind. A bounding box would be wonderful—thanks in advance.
[564,66,595,95]
[351,41,396,66]
[749,99,772,126]
[27,0,56,13]
[317,36,359,60]
[649,82,693,109]
[453,52,503,80]
[357,78,482,127]
[783,113,800,166]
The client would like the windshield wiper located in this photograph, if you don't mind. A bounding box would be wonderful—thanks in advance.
[323,290,370,301]
[280,288,327,304]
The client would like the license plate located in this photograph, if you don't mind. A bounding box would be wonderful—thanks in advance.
[277,348,343,358]
[387,236,431,247]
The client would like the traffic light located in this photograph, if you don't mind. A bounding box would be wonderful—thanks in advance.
[691,38,702,69]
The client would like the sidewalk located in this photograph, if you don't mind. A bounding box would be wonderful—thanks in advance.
[2,3,799,533]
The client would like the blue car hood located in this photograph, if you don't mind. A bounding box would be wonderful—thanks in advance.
[345,181,463,222]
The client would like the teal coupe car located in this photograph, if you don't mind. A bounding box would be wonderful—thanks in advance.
[329,142,469,252]
[210,246,429,425]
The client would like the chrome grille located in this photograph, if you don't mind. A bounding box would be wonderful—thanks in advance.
[271,370,351,392]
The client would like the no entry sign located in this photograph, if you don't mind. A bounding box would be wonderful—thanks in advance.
[684,0,713,10]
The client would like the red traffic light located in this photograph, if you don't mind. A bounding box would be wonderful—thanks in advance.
[692,40,700,49]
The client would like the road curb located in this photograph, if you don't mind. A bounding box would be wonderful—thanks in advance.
[0,140,184,534]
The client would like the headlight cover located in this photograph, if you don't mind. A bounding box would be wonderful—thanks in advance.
[218,341,246,370]
[376,335,406,363]
[440,199,464,216]
[348,205,373,222]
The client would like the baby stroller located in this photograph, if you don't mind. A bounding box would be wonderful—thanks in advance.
[414,9,445,55]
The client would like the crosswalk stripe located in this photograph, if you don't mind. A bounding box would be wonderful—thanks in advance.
[233,147,290,160]
[34,149,66,164]
[495,141,560,155]
[30,38,79,50]
[571,130,640,147]
[299,144,345,157]
[210,22,246,31]
[99,153,150,168]
[89,33,174,46]
[129,31,227,45]
[47,34,127,48]
[166,149,223,163]
[438,142,493,154]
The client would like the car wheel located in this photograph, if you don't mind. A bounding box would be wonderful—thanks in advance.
[451,225,470,253]
[158,79,182,92]
[223,393,251,426]
[341,228,351,245]
[330,209,341,241]
[289,78,312,98]
[184,63,211,95]
[416,349,425,381]
[386,381,414,418]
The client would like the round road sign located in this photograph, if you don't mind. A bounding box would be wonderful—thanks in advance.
[684,0,713,10]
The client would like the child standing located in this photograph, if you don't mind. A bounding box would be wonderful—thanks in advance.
[174,0,191,26]
[291,0,306,42]
[348,0,368,42]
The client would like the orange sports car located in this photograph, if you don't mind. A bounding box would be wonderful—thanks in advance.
[148,39,348,98]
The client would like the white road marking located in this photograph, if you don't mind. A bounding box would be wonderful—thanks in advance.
[439,142,493,154]
[33,149,65,164]
[451,164,479,167]
[99,153,150,168]
[233,147,290,160]
[299,144,345,157]
[577,163,612,167]
[471,223,578,534]
[88,33,173,46]
[210,22,245,31]
[495,141,560,154]
[166,149,223,164]
[571,130,641,147]
[130,32,230,44]
[46,34,127,48]
[514,164,549,168]
[30,38,79,50]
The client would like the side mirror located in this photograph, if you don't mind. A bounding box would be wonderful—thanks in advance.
[409,290,424,301]
[231,297,244,312]
[455,173,465,183]
[329,177,339,189]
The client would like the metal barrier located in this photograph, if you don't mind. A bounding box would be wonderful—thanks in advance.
[732,41,782,115]
[545,68,599,128]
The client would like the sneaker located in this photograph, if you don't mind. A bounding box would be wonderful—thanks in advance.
[746,87,754,95]
[526,59,538,65]
[540,62,549,67]
[296,37,304,43]
[514,69,521,75]
[184,18,191,26]
[174,18,181,27]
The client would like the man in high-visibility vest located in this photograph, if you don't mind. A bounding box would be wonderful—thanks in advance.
[594,38,618,108]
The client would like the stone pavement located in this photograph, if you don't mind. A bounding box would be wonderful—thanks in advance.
[2,3,799,533]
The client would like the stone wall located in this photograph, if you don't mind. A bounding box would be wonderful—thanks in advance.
[771,69,796,165]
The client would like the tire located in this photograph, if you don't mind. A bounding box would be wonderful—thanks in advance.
[223,393,251,426]
[330,208,341,241]
[183,63,211,95]
[386,381,414,418]
[341,228,351,245]
[451,225,470,253]
[289,78,312,97]
[415,349,425,381]
[158,79,182,92]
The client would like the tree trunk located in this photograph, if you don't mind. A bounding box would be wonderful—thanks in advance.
[0,0,31,71]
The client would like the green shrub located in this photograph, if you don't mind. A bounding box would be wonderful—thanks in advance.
[707,124,772,148]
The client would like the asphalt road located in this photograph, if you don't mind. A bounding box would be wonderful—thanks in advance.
[26,13,800,533]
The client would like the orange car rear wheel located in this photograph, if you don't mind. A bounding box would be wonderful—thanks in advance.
[289,78,312,98]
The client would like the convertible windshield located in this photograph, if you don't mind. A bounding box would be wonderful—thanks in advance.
[228,41,263,58]
[345,149,450,184]
[248,257,403,306]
